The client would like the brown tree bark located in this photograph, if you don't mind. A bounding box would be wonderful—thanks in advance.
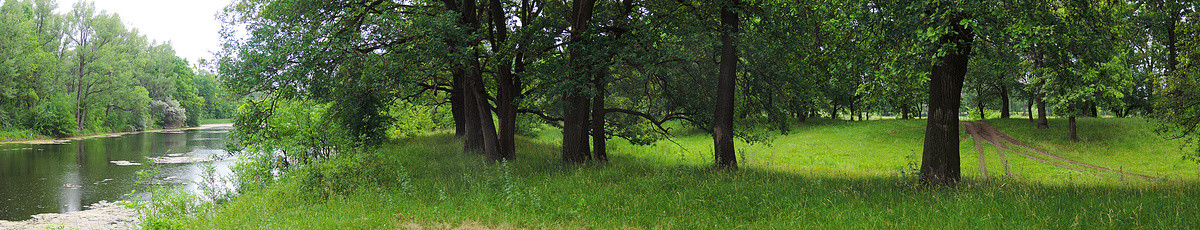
[452,73,466,137]
[490,0,516,161]
[561,0,598,163]
[901,104,910,119]
[1068,115,1078,141]
[459,69,484,153]
[591,80,607,162]
[470,60,502,160]
[451,0,487,154]
[713,0,739,169]
[919,14,973,186]
[1167,12,1178,75]
[1036,89,1049,129]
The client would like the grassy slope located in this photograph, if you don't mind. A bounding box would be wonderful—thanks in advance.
[193,118,1200,229]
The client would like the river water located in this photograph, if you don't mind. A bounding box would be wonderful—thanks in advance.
[0,125,235,221]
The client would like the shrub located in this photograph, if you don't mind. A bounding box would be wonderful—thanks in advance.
[26,93,75,137]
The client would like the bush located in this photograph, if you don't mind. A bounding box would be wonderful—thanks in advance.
[151,98,188,129]
[26,93,75,137]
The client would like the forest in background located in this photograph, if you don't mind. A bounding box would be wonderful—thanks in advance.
[0,0,236,140]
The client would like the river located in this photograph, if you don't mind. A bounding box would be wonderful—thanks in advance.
[0,124,235,221]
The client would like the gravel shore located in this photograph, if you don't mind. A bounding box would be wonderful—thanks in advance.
[0,201,139,230]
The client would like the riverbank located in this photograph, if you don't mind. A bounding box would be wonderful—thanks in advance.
[0,201,139,230]
[0,124,233,145]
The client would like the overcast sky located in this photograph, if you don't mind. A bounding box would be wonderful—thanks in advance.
[62,0,235,65]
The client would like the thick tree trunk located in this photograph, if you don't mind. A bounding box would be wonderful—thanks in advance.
[901,104,910,119]
[919,15,972,186]
[562,94,591,163]
[490,0,516,161]
[469,61,501,160]
[459,69,484,153]
[452,73,466,137]
[1068,115,1078,141]
[495,66,517,160]
[1000,84,1010,119]
[713,0,739,169]
[447,0,485,153]
[561,0,598,164]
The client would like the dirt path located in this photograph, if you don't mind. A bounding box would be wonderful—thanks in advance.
[969,121,1157,181]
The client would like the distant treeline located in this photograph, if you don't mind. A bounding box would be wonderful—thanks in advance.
[0,0,236,137]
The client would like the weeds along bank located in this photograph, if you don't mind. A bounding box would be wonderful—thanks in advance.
[135,118,1200,229]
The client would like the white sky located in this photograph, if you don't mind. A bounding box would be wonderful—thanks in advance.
[61,0,235,65]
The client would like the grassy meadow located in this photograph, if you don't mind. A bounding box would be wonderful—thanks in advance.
[169,117,1199,229]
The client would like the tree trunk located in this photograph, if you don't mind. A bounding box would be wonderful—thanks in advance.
[469,60,501,160]
[452,75,466,137]
[1167,14,1178,75]
[459,69,484,153]
[591,81,607,162]
[901,104,910,119]
[1036,90,1049,129]
[1068,115,1078,142]
[447,0,485,153]
[561,0,597,163]
[490,0,516,161]
[1027,92,1034,122]
[562,93,591,163]
[977,86,985,120]
[1000,84,1010,118]
[713,0,739,169]
[919,14,972,186]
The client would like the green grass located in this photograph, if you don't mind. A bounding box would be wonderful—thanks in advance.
[0,128,43,142]
[183,118,1199,229]
[200,118,232,125]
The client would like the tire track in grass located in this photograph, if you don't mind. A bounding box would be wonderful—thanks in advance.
[969,121,1085,175]
[966,122,1015,177]
[961,122,989,179]
[974,121,1158,181]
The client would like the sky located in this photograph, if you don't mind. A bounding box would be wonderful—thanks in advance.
[61,0,236,66]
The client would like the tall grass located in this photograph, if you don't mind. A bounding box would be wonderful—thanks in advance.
[173,118,1198,229]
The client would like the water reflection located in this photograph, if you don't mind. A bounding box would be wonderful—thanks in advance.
[0,125,233,221]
